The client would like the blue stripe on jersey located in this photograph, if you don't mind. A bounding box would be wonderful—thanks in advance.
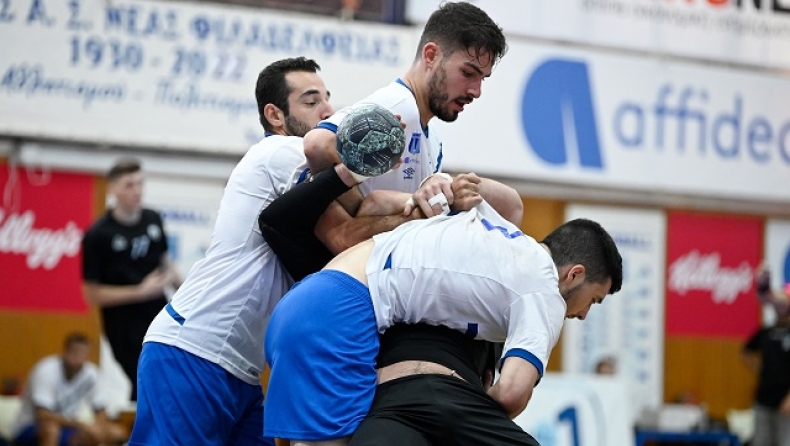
[501,348,544,382]
[434,144,442,173]
[297,168,311,184]
[317,122,338,133]
[383,253,393,270]
[465,323,479,338]
[481,218,525,239]
[165,303,185,325]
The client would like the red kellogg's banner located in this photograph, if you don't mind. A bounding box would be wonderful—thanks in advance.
[666,212,762,338]
[0,166,93,312]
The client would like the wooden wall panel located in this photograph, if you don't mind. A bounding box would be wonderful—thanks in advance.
[664,336,756,420]
[0,311,102,392]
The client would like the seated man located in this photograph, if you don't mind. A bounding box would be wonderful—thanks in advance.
[11,333,127,446]
[260,164,623,445]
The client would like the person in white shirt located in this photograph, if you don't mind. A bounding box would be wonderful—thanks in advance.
[303,2,522,255]
[128,57,335,446]
[261,164,623,445]
[12,333,126,446]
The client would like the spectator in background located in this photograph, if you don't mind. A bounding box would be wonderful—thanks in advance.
[340,0,361,20]
[81,158,181,401]
[594,356,617,375]
[10,333,127,446]
[743,266,790,446]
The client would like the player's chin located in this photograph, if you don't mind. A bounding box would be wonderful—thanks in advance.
[437,109,460,122]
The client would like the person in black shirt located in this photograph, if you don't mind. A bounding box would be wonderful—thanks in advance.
[743,267,790,446]
[81,158,181,401]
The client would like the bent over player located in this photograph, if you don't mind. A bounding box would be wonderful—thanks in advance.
[260,166,623,445]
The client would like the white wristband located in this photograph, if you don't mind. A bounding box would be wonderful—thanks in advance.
[419,172,453,189]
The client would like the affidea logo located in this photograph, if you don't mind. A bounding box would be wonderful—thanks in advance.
[521,58,790,169]
[521,59,604,169]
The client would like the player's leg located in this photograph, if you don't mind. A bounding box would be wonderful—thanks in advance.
[129,342,266,446]
[263,271,379,443]
[348,375,440,446]
[12,424,69,446]
[432,376,539,446]
[226,388,275,446]
[104,329,141,401]
[349,416,430,446]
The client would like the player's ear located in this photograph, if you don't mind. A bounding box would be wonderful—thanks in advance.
[559,264,586,288]
[422,42,440,67]
[263,103,285,130]
[569,264,586,287]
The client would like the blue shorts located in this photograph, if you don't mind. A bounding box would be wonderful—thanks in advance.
[264,270,379,441]
[14,424,75,446]
[128,342,274,446]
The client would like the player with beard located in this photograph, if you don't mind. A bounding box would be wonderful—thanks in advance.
[131,57,341,446]
[303,1,521,229]
[275,4,547,445]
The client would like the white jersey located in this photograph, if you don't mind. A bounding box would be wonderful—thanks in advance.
[145,135,307,385]
[365,202,566,373]
[320,79,443,195]
[13,356,103,436]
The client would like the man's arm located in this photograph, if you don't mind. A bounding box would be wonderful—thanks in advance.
[82,270,168,307]
[303,127,371,216]
[34,407,86,428]
[742,329,763,374]
[486,356,539,419]
[478,178,524,226]
[781,391,790,415]
[304,128,342,178]
[315,190,423,255]
[258,164,358,281]
[259,165,424,277]
[402,173,519,224]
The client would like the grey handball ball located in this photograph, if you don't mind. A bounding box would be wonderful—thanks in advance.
[336,103,405,177]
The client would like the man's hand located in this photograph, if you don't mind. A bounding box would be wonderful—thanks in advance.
[450,173,483,212]
[403,174,455,217]
[137,269,169,300]
[780,392,790,415]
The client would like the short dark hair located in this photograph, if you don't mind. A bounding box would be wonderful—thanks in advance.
[542,218,623,294]
[416,2,507,66]
[63,332,90,350]
[107,158,141,181]
[255,57,321,133]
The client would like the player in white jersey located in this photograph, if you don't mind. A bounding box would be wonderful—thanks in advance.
[131,57,433,446]
[13,333,126,446]
[303,2,521,241]
[127,57,335,446]
[261,172,623,444]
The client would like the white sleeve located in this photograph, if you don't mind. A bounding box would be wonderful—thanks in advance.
[28,360,58,411]
[266,139,308,195]
[501,292,566,378]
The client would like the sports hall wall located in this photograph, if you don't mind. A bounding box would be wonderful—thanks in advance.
[2,0,790,426]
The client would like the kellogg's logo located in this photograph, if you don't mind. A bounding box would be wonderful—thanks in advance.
[668,250,753,304]
[0,209,83,270]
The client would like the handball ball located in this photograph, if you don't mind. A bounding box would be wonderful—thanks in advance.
[336,103,405,177]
